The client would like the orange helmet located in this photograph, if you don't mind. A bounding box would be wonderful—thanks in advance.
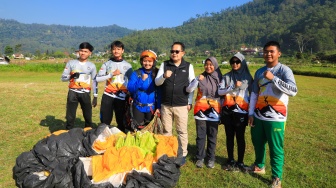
[140,50,157,61]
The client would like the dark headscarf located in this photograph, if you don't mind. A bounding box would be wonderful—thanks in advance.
[223,53,253,92]
[199,57,223,99]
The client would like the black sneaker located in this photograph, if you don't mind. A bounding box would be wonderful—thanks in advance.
[222,159,236,171]
[236,162,248,173]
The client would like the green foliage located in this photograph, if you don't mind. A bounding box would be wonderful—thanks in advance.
[0,63,65,72]
[120,0,336,55]
[2,0,336,58]
[291,64,336,78]
[0,19,134,54]
[4,45,13,56]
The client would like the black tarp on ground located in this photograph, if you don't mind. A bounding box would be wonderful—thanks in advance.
[13,125,181,188]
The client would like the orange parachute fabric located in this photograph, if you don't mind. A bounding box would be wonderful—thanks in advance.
[154,135,178,161]
[92,146,151,182]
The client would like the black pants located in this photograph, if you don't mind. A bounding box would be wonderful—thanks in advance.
[195,119,219,161]
[65,90,92,130]
[100,94,126,132]
[132,105,153,126]
[221,113,247,163]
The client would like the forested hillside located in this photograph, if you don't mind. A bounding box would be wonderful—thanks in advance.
[0,19,134,54]
[119,0,336,55]
[0,0,335,56]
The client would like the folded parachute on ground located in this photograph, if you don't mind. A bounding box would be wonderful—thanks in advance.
[13,124,181,188]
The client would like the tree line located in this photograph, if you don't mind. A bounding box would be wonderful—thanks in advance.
[1,0,335,60]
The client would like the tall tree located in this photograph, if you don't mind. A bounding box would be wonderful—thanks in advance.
[292,33,313,53]
[4,46,13,56]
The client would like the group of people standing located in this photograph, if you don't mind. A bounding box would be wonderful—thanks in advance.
[61,40,297,188]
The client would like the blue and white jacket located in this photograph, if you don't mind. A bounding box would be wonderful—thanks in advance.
[127,68,161,113]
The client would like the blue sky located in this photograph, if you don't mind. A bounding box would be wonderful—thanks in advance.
[1,0,251,30]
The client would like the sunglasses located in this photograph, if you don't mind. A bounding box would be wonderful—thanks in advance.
[170,50,182,54]
[230,60,241,65]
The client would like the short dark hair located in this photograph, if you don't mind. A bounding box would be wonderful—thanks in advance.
[171,42,185,51]
[264,41,281,51]
[110,40,124,50]
[79,42,94,52]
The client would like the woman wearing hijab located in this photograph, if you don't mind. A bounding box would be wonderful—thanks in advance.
[219,53,253,172]
[186,57,222,168]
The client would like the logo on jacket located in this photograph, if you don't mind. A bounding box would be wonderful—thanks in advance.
[182,70,186,72]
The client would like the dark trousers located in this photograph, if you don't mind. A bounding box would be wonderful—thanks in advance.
[65,90,92,130]
[221,113,247,163]
[132,105,153,126]
[100,94,126,132]
[195,119,219,161]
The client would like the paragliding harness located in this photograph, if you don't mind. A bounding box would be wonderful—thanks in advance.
[124,68,161,132]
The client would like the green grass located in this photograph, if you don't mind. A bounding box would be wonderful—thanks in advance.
[1,65,336,188]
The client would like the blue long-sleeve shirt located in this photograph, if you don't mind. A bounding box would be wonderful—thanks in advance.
[127,68,161,113]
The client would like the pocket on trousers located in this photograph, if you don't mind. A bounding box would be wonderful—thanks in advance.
[232,112,248,126]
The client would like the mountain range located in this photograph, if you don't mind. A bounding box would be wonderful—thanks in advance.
[0,0,335,55]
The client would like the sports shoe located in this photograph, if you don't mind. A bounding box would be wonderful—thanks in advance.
[195,159,204,168]
[222,159,236,171]
[271,177,282,188]
[248,164,266,175]
[236,162,248,173]
[206,160,215,169]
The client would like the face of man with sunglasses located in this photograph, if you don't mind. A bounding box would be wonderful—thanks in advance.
[230,57,241,71]
[170,44,185,64]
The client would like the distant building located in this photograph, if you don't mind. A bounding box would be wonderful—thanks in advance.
[242,49,257,55]
[158,53,166,57]
[13,53,24,59]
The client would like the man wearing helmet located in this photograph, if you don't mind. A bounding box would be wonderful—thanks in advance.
[96,40,133,132]
[155,42,195,166]
[127,50,161,131]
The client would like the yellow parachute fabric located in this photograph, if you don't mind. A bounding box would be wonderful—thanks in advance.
[92,146,148,182]
[154,134,178,161]
[91,131,178,183]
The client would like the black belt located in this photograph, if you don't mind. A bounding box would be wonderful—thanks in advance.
[135,101,154,107]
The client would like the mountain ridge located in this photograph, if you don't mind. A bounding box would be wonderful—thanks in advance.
[1,0,335,55]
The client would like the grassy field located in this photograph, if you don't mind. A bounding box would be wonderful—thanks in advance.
[0,66,336,187]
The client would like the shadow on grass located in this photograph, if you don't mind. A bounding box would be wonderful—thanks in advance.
[39,115,98,133]
[248,172,272,185]
[187,144,228,165]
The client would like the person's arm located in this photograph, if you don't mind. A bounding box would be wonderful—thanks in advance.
[91,64,98,97]
[186,76,199,93]
[61,61,72,82]
[91,64,98,107]
[218,84,234,96]
[238,80,249,90]
[218,77,238,96]
[187,64,196,106]
[127,71,140,95]
[271,68,298,97]
[95,63,111,82]
[248,92,257,127]
[155,85,162,111]
[248,70,260,127]
[155,63,165,86]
